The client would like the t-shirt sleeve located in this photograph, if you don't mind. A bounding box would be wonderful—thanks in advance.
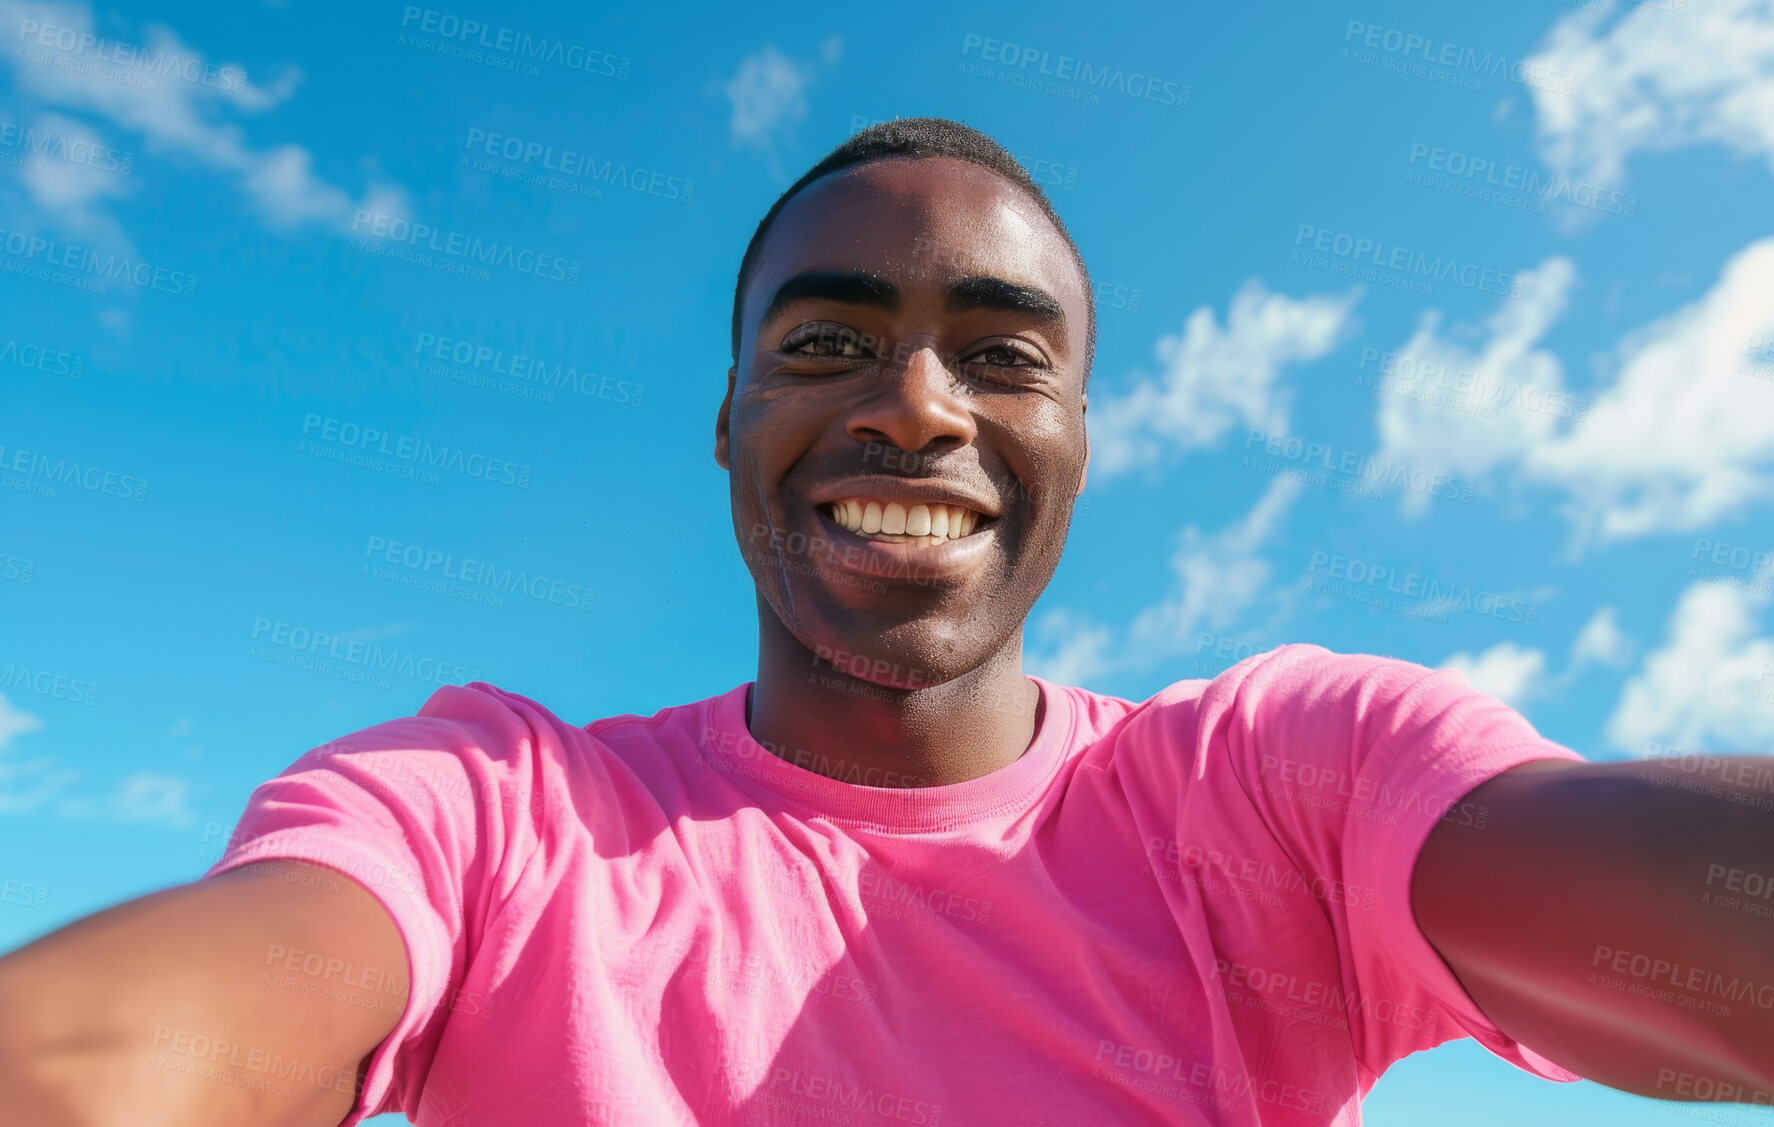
[201,682,547,1125]
[1202,643,1587,1089]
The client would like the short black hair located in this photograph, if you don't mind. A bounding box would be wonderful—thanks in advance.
[730,116,1096,386]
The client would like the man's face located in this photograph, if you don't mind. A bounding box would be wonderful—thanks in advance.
[716,156,1091,688]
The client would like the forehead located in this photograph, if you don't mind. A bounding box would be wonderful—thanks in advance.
[747,156,1087,326]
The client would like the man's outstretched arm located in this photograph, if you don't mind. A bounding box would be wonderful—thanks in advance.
[1413,754,1774,1100]
[0,861,408,1127]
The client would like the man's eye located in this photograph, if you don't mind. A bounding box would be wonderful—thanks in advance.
[968,345,1033,367]
[783,324,874,359]
[960,344,1042,384]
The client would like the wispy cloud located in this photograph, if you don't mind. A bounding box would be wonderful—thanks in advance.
[1027,475,1303,686]
[1439,642,1548,709]
[0,693,197,827]
[723,35,843,177]
[1359,239,1774,544]
[0,1,407,235]
[58,770,198,829]
[1529,238,1774,543]
[1527,0,1774,186]
[1089,280,1358,481]
[1606,572,1774,754]
[1372,256,1576,516]
[0,693,75,815]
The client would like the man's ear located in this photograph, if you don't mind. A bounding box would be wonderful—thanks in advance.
[1076,390,1090,496]
[714,365,736,470]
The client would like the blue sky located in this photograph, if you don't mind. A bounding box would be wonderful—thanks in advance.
[5,0,1774,1122]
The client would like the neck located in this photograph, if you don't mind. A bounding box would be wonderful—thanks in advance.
[747,598,1041,788]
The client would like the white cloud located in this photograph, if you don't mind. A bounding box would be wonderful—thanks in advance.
[58,770,198,829]
[1527,237,1774,541]
[15,111,130,237]
[1362,239,1774,542]
[0,693,44,752]
[1571,605,1633,669]
[1371,256,1576,515]
[1527,0,1774,187]
[0,693,197,826]
[724,36,842,171]
[1026,609,1113,686]
[0,693,76,815]
[0,2,405,233]
[1440,642,1549,709]
[1607,576,1774,754]
[1125,475,1302,654]
[1026,476,1303,685]
[1089,280,1359,480]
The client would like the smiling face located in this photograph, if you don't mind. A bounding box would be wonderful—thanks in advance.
[715,155,1092,689]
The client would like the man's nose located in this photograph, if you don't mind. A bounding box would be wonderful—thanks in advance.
[843,344,978,455]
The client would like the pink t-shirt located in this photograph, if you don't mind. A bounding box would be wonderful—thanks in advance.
[207,643,1584,1125]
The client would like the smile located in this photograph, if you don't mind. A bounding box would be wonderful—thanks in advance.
[821,498,990,548]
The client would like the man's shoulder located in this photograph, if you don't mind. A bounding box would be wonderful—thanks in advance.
[1047,643,1447,770]
[1145,643,1438,707]
[409,679,749,743]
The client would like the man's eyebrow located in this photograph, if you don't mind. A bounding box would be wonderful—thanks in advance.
[945,275,1066,322]
[761,271,900,325]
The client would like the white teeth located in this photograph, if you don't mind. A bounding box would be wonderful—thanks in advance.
[825,497,987,542]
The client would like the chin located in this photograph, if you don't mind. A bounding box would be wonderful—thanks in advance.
[796,611,1009,693]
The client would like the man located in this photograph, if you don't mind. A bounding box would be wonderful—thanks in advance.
[1,117,1771,1126]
